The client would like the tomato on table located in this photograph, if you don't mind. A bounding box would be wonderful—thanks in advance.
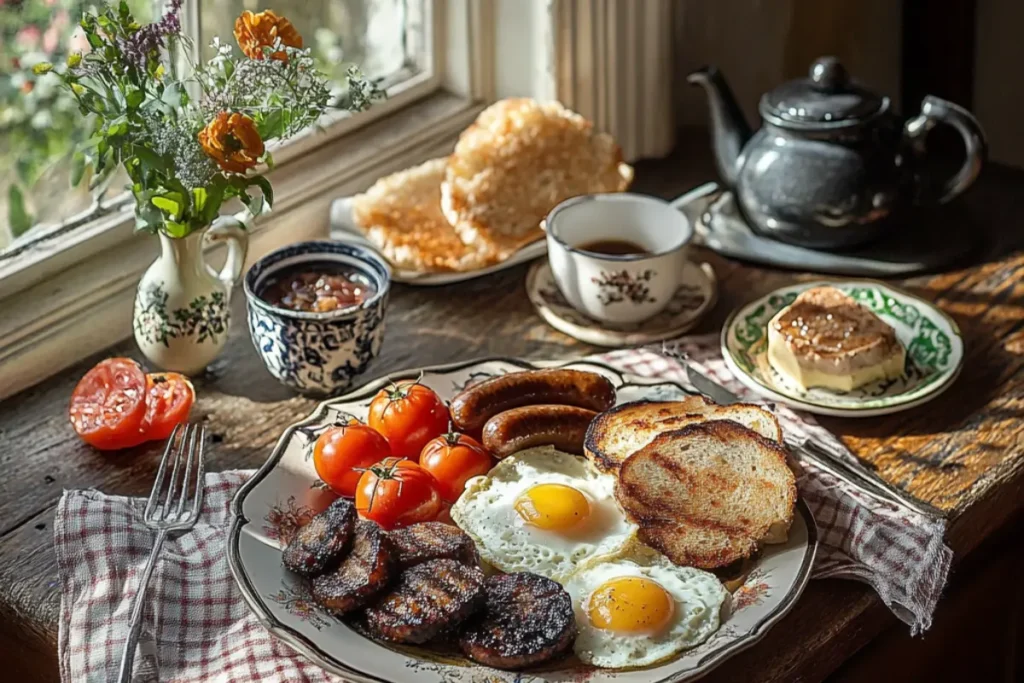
[139,373,195,442]
[419,432,493,502]
[355,457,442,529]
[313,422,391,497]
[367,381,449,459]
[68,358,149,450]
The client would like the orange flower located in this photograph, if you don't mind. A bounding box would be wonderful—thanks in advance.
[198,112,265,174]
[234,10,302,61]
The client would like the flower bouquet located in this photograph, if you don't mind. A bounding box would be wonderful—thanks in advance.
[36,0,382,374]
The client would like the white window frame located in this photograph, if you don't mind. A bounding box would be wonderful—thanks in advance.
[0,0,669,399]
[0,0,505,398]
[0,0,473,297]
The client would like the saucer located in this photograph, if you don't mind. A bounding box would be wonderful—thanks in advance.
[526,260,717,347]
[721,280,964,417]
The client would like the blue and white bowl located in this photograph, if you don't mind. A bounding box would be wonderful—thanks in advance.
[244,241,390,396]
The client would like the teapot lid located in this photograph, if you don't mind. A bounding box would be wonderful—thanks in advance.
[760,56,888,128]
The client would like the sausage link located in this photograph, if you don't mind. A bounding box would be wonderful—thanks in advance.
[450,369,614,432]
[482,405,597,459]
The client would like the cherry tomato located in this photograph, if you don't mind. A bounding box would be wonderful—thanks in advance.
[367,381,449,459]
[419,432,493,502]
[139,373,195,442]
[355,457,442,529]
[313,422,391,497]
[69,358,148,450]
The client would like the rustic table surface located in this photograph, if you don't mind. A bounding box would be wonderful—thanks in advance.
[2,135,1022,682]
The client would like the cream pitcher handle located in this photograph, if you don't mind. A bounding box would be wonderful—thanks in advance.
[204,216,249,297]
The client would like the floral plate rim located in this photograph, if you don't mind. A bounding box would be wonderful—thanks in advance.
[228,356,818,683]
[720,279,964,416]
[526,260,718,347]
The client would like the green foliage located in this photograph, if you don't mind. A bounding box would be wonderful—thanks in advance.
[7,185,31,237]
[39,0,384,240]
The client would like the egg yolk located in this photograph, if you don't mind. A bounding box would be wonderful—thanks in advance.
[586,577,675,634]
[514,483,591,530]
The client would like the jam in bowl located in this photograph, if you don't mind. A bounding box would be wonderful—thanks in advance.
[244,241,391,395]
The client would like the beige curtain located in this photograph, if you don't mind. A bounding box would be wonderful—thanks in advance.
[552,0,676,162]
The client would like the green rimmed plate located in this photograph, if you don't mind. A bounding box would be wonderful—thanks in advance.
[721,281,964,417]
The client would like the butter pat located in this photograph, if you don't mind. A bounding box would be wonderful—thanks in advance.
[766,287,905,392]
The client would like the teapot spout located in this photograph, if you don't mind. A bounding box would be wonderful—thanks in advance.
[688,66,751,188]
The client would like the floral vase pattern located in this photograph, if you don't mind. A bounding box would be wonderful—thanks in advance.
[133,218,248,374]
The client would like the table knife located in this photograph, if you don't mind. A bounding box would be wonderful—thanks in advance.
[679,360,946,519]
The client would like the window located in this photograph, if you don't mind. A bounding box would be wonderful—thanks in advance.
[0,0,662,401]
[0,0,499,399]
[0,0,431,257]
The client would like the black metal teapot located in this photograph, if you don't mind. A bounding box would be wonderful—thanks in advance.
[689,56,987,249]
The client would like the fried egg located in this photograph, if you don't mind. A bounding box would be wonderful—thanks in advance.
[564,553,729,668]
[450,447,637,582]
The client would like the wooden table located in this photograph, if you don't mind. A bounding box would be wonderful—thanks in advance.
[2,134,1022,681]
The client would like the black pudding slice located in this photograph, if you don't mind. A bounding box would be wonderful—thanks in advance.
[458,572,577,670]
[312,520,394,615]
[281,498,356,577]
[362,559,486,644]
[387,522,480,570]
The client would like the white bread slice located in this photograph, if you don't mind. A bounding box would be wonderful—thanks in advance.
[584,398,783,473]
[442,98,634,260]
[615,420,797,569]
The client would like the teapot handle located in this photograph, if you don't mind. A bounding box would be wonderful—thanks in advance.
[903,95,987,205]
[203,216,249,297]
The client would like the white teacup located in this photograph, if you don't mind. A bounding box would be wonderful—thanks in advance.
[544,193,694,325]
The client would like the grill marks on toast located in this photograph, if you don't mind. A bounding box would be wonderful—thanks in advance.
[633,518,759,570]
[363,559,487,644]
[584,398,784,473]
[458,573,576,670]
[312,521,395,615]
[387,522,480,570]
[615,420,796,569]
[281,498,356,576]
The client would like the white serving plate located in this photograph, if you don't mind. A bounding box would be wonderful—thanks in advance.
[329,196,547,286]
[721,280,964,417]
[229,358,817,682]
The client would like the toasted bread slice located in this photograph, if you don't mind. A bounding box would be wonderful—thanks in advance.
[615,420,796,569]
[442,99,634,259]
[584,398,783,473]
[352,157,496,273]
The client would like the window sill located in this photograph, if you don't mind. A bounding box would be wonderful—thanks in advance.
[0,92,485,400]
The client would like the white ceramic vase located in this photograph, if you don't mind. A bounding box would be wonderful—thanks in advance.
[133,218,248,375]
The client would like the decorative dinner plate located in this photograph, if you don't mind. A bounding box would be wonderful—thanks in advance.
[329,196,546,286]
[526,261,718,347]
[721,281,964,417]
[229,358,817,683]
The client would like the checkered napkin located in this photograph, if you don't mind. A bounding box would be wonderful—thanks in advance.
[55,338,952,682]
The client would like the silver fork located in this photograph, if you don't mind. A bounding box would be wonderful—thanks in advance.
[117,423,207,683]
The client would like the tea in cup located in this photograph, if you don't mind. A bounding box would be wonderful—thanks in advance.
[544,193,694,325]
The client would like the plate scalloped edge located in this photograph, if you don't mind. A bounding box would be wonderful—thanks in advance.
[228,356,819,683]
